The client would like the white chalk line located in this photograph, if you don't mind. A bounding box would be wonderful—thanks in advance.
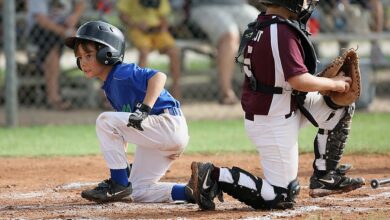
[0,182,98,199]
[0,182,389,219]
[1,183,388,200]
[56,182,97,190]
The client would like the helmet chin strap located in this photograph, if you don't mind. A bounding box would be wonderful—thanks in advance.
[298,10,311,26]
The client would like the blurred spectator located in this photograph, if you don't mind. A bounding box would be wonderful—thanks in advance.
[188,0,259,105]
[366,0,388,67]
[317,0,388,66]
[344,0,386,66]
[26,0,85,110]
[117,0,182,99]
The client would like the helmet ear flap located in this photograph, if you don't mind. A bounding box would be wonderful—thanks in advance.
[96,46,121,65]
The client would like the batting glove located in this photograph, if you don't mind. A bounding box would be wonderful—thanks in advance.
[127,103,151,131]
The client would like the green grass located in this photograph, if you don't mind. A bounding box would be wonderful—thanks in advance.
[0,112,389,157]
[149,59,213,73]
[295,112,390,154]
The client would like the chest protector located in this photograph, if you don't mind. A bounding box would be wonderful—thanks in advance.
[236,15,319,126]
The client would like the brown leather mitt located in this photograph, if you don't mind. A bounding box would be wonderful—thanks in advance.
[318,48,361,106]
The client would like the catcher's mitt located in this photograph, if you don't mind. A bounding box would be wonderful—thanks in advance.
[318,48,361,106]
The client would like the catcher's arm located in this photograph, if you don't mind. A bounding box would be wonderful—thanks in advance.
[288,72,351,93]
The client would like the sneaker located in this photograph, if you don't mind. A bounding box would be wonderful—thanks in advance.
[309,171,365,198]
[190,161,223,210]
[81,178,132,203]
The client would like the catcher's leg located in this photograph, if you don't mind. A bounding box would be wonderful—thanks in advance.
[189,162,299,210]
[218,166,299,210]
[310,103,364,197]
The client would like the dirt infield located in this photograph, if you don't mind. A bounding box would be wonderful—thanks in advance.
[0,153,389,219]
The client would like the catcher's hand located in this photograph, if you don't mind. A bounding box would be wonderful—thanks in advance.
[318,48,361,106]
[127,103,151,131]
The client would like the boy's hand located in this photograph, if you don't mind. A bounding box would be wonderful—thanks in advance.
[127,103,151,131]
[332,72,351,93]
[318,48,361,106]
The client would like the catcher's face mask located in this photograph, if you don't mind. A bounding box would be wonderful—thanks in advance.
[260,0,319,24]
[298,0,319,25]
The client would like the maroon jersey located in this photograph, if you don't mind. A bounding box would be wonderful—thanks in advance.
[241,14,308,116]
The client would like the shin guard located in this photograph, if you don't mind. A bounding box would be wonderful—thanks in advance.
[314,105,355,172]
[218,167,298,210]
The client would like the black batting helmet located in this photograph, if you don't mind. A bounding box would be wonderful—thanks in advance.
[260,0,319,23]
[65,20,125,66]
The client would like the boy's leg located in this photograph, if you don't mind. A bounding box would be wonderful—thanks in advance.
[80,113,134,203]
[189,113,301,210]
[92,111,189,203]
[189,162,299,211]
[129,146,177,202]
[302,93,364,197]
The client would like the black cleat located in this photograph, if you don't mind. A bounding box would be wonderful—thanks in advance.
[309,171,365,198]
[190,161,223,210]
[81,178,132,203]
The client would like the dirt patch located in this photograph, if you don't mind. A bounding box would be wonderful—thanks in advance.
[0,153,389,219]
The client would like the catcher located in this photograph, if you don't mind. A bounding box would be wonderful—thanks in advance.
[188,0,364,211]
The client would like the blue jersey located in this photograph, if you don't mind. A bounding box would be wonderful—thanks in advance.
[101,63,181,115]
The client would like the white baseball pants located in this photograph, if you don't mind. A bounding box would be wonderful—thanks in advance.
[243,92,346,191]
[95,110,189,202]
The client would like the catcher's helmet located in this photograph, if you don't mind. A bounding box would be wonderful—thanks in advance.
[260,0,319,23]
[65,20,125,66]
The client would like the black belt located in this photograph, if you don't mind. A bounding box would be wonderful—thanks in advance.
[245,111,294,121]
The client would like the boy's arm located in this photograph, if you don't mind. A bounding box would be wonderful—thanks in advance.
[35,14,74,38]
[143,72,167,108]
[64,1,86,28]
[288,72,351,93]
[127,72,167,131]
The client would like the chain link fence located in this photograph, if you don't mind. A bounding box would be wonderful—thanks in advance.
[1,0,390,126]
[1,1,246,111]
